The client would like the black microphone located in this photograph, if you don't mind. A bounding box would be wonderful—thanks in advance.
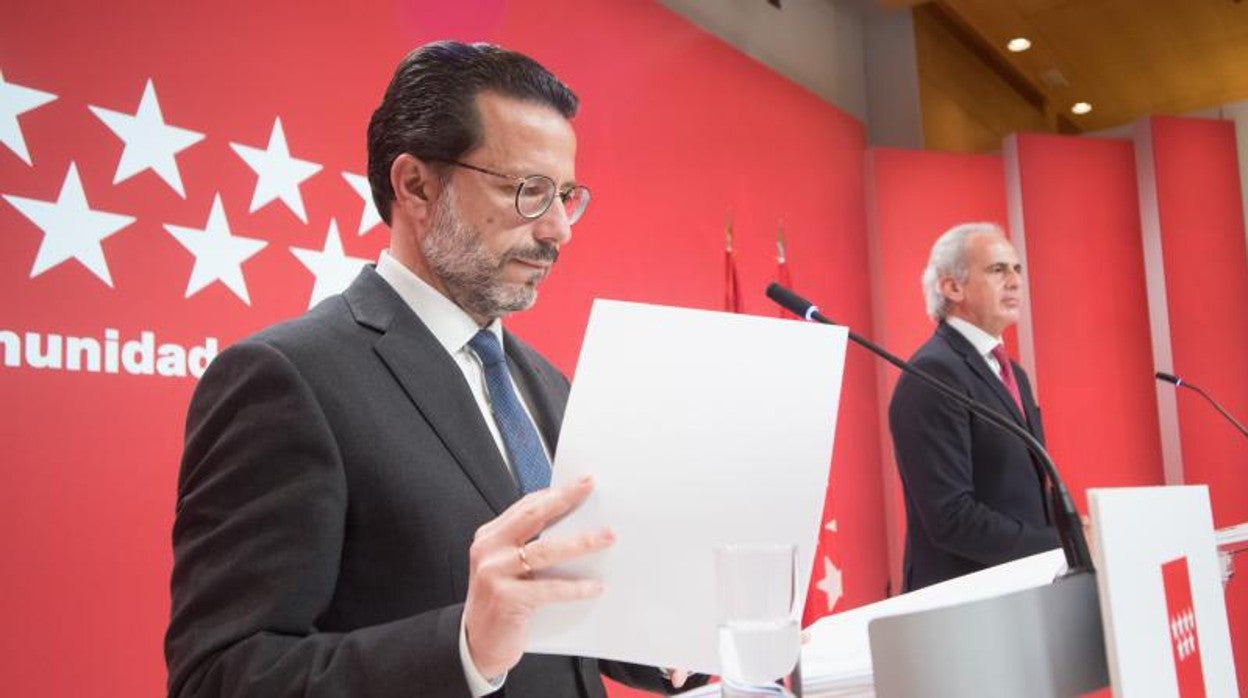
[766,282,1094,576]
[1155,371,1248,440]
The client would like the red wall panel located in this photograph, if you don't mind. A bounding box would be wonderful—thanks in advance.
[1007,133,1165,509]
[1143,117,1248,523]
[864,148,1009,590]
[1138,116,1248,691]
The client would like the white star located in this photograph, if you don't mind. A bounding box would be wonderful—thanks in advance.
[230,117,322,222]
[291,219,370,309]
[824,518,839,533]
[164,194,268,304]
[342,171,383,235]
[0,69,57,165]
[3,163,134,286]
[89,79,205,197]
[813,555,844,612]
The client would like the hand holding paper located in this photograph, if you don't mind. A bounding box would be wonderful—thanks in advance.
[464,476,613,679]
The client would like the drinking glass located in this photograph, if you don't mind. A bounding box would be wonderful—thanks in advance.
[715,543,800,697]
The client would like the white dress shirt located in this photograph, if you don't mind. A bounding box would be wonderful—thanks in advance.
[946,315,1007,379]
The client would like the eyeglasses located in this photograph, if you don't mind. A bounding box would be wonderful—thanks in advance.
[438,159,591,225]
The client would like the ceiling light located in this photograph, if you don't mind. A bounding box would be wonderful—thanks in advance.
[1007,37,1032,52]
[1071,102,1093,115]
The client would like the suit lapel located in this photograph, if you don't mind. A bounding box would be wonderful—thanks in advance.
[938,323,1029,427]
[345,269,521,515]
[1015,368,1044,442]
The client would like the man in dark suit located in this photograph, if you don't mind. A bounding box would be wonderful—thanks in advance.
[888,222,1060,592]
[166,42,690,697]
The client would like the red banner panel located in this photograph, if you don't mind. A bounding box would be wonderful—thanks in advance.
[1006,133,1164,509]
[1138,115,1248,692]
[1141,116,1248,523]
[864,147,1008,590]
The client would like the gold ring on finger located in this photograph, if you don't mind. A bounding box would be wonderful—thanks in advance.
[518,543,534,578]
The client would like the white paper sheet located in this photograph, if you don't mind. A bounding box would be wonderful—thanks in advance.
[525,299,848,674]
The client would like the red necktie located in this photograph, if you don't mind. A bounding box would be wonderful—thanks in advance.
[990,344,1026,418]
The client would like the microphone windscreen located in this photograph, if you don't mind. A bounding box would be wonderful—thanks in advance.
[765,282,813,317]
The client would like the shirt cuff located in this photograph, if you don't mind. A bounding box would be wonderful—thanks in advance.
[460,613,506,697]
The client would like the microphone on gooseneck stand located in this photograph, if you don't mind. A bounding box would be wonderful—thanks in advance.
[1155,371,1248,440]
[765,282,1094,576]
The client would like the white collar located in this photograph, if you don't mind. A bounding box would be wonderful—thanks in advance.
[375,250,504,355]
[945,316,1003,358]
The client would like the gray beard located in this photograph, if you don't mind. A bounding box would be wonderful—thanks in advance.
[422,187,558,321]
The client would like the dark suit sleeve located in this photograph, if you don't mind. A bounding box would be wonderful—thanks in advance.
[889,356,1059,567]
[166,341,471,698]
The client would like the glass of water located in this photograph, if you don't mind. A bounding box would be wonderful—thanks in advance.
[715,543,800,697]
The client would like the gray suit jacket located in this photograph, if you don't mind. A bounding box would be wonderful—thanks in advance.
[166,268,671,697]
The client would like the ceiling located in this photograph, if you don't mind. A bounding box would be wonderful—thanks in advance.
[897,0,1248,132]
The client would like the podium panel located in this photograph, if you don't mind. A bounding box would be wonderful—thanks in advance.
[1090,485,1238,697]
[868,571,1108,697]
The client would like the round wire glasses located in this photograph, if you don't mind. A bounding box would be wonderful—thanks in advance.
[440,159,591,225]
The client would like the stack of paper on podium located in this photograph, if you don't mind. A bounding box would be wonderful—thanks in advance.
[1216,519,1248,553]
[1216,521,1248,546]
[678,548,1066,697]
[1216,519,1248,583]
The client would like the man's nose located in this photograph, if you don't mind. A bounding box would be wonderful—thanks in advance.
[533,198,573,247]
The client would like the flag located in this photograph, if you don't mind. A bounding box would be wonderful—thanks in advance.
[803,515,844,626]
[780,221,847,625]
[775,222,792,317]
[724,216,742,313]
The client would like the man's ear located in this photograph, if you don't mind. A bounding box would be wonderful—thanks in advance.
[389,154,441,219]
[939,276,964,303]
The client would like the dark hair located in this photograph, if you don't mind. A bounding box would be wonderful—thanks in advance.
[366,41,579,225]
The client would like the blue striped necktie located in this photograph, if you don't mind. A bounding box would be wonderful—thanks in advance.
[468,330,552,494]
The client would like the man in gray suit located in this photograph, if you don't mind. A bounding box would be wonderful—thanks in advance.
[166,42,689,697]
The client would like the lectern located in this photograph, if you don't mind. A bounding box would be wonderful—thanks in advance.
[869,571,1108,697]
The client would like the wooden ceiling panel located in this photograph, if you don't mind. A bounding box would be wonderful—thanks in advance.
[931,0,1248,131]
[1011,0,1087,17]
